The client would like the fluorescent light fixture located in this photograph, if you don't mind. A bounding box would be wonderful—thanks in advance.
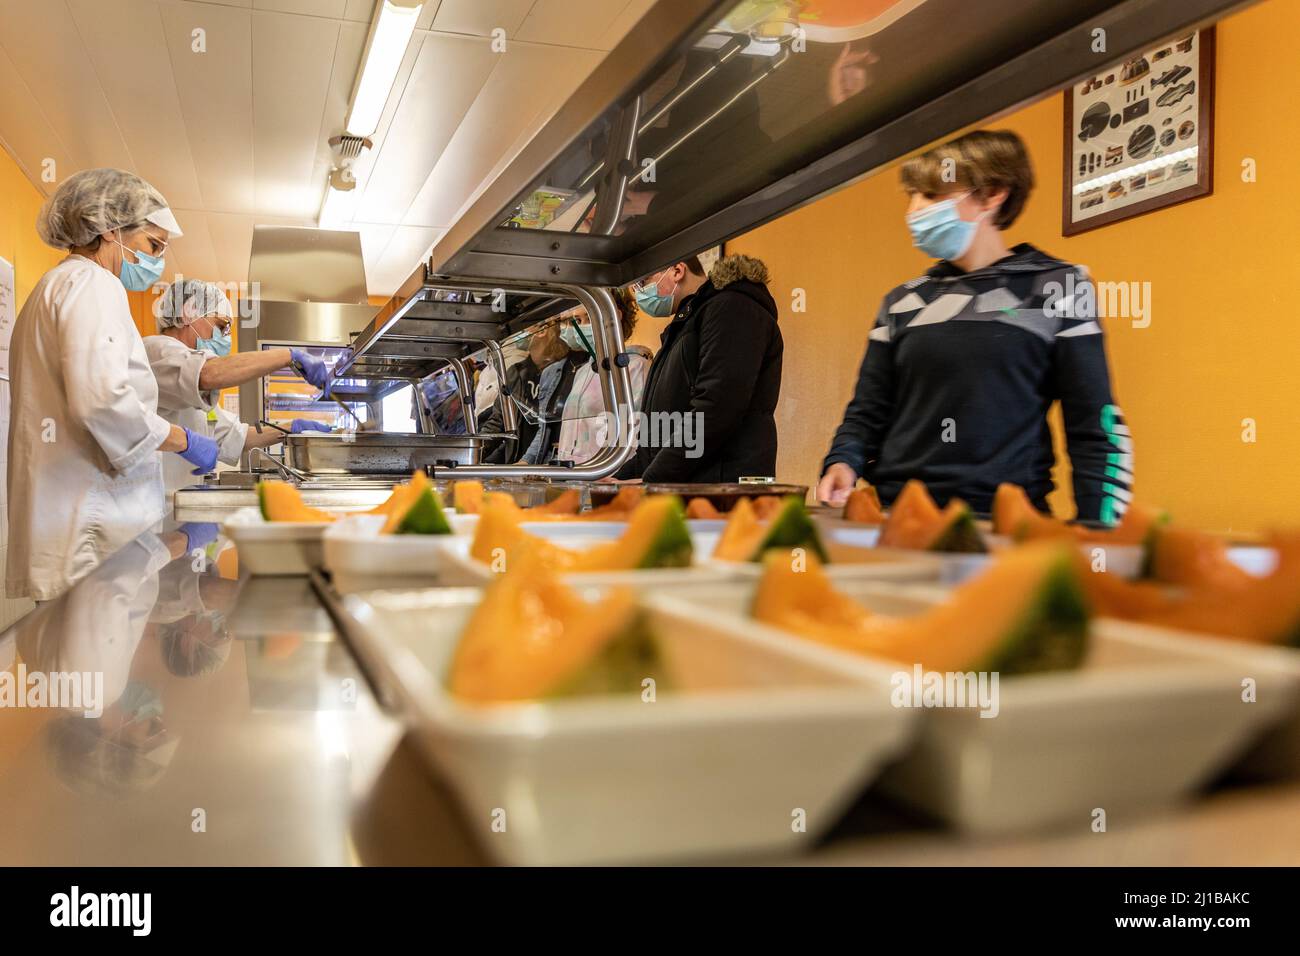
[318,178,358,229]
[346,0,423,138]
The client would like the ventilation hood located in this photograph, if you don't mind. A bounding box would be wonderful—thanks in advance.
[244,226,377,347]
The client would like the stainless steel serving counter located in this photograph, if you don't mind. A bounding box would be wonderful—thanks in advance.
[2,520,1298,866]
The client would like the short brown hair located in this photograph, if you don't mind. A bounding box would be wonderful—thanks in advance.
[900,129,1034,229]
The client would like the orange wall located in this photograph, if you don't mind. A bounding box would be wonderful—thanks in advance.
[729,0,1298,535]
[0,154,62,314]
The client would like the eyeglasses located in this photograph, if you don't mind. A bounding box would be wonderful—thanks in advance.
[196,314,230,336]
[630,272,665,295]
[128,228,169,257]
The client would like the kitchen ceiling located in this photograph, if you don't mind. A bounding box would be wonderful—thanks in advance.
[0,0,656,296]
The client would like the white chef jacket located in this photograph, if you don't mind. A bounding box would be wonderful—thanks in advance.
[142,334,249,497]
[17,531,171,711]
[6,257,172,601]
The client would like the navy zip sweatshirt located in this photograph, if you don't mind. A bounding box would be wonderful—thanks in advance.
[822,244,1133,523]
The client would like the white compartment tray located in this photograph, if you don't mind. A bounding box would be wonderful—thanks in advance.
[339,586,917,865]
[222,507,329,576]
[228,508,473,577]
[652,579,1300,836]
[322,513,474,590]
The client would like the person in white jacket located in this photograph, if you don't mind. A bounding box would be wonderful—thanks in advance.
[144,278,333,497]
[6,169,220,601]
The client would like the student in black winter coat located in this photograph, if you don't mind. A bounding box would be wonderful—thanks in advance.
[620,253,783,483]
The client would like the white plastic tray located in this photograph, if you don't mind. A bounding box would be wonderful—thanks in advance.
[340,586,917,865]
[654,579,1300,836]
[1083,618,1300,782]
[223,507,328,576]
[228,507,474,577]
[322,513,476,591]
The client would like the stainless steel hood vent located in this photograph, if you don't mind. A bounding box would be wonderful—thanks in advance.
[244,226,376,347]
[239,226,384,421]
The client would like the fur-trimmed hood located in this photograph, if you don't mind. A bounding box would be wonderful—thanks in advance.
[708,253,770,289]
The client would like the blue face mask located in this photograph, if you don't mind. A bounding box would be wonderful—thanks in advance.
[634,274,679,318]
[196,321,231,357]
[113,237,166,291]
[560,319,595,358]
[906,192,989,261]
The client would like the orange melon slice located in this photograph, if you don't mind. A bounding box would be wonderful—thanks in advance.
[754,542,1089,673]
[878,480,985,553]
[257,481,336,523]
[843,485,885,524]
[447,552,664,703]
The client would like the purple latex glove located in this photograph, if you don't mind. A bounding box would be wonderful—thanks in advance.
[290,348,331,396]
[290,419,333,434]
[180,522,219,552]
[179,427,219,475]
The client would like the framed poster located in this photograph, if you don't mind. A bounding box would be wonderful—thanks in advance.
[1063,27,1214,236]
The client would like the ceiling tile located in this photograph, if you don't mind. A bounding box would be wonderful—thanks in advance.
[164,209,222,285]
[352,220,398,290]
[370,224,441,294]
[0,0,133,175]
[309,20,368,220]
[516,0,628,48]
[343,0,378,22]
[595,0,655,51]
[355,32,498,224]
[430,0,534,38]
[251,10,341,218]
[0,0,623,293]
[160,1,256,214]
[67,0,207,209]
[252,0,349,16]
[403,41,600,229]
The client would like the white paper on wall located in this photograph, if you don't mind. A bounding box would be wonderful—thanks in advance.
[0,257,16,382]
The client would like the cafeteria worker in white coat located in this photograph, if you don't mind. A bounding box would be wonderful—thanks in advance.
[144,278,333,497]
[6,169,221,601]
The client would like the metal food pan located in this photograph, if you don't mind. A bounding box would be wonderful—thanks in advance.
[590,482,809,511]
[285,433,488,475]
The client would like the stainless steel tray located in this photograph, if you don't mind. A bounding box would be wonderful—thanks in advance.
[284,433,488,475]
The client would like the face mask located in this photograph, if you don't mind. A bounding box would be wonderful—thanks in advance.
[118,681,164,723]
[560,320,594,358]
[634,273,679,318]
[905,192,991,261]
[196,321,231,357]
[112,237,166,292]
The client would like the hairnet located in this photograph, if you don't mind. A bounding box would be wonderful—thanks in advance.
[156,279,234,330]
[36,168,180,250]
